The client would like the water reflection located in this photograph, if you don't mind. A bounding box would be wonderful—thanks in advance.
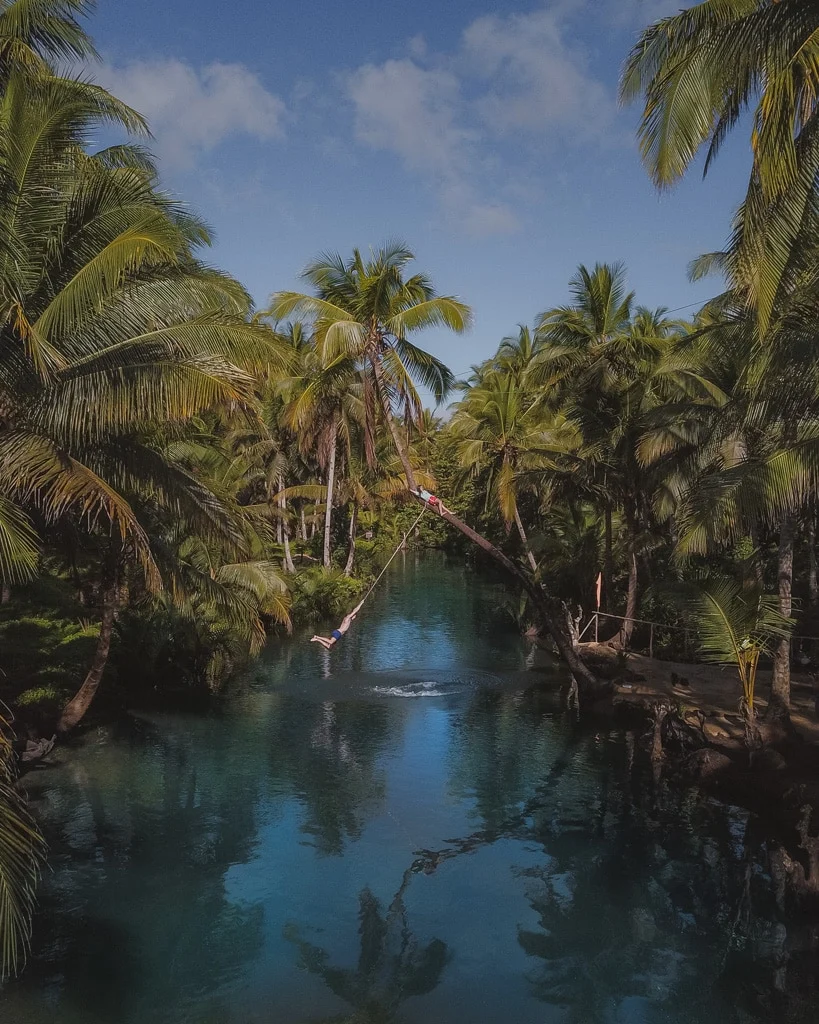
[16,719,266,1023]
[266,698,392,855]
[2,557,818,1023]
[285,870,448,1024]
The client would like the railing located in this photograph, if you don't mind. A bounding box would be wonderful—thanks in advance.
[579,610,819,661]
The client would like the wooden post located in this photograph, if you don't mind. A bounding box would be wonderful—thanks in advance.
[594,611,598,643]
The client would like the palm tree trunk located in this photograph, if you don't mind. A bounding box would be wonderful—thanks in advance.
[613,552,639,649]
[1,583,9,604]
[371,355,418,491]
[769,515,795,722]
[604,504,614,611]
[344,501,358,576]
[58,581,119,734]
[323,418,338,569]
[300,507,307,543]
[280,480,296,574]
[514,507,538,573]
[808,513,818,605]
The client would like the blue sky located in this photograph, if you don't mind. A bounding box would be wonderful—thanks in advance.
[89,0,753,390]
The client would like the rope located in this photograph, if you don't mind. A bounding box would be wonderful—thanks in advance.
[354,502,429,613]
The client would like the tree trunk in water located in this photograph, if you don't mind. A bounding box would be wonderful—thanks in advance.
[344,501,358,576]
[323,420,338,569]
[808,513,818,605]
[369,350,605,698]
[58,583,119,734]
[514,507,538,573]
[604,504,614,612]
[280,481,296,574]
[612,551,638,650]
[769,516,795,722]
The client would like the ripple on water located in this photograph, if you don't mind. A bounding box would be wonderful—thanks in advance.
[315,667,508,700]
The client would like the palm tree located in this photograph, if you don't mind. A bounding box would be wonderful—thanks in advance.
[269,244,605,695]
[276,323,361,568]
[686,577,792,742]
[621,1,819,331]
[493,324,542,383]
[0,705,46,979]
[267,241,464,485]
[0,0,98,83]
[450,371,581,572]
[0,72,286,732]
[620,0,819,198]
[536,266,677,646]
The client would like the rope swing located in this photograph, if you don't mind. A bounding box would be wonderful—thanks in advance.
[309,501,430,650]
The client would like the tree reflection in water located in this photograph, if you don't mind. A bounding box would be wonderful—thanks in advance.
[440,688,819,1023]
[285,867,448,1024]
[267,697,393,856]
[12,718,266,1022]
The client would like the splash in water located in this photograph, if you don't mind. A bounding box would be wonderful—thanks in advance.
[372,680,448,698]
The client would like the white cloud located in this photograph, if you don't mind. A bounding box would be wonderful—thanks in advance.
[344,4,616,236]
[96,58,286,169]
[462,8,614,139]
[347,59,471,178]
[347,59,519,236]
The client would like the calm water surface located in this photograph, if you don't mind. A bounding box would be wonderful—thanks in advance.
[2,556,815,1023]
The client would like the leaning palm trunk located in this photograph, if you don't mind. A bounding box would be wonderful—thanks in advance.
[323,418,338,569]
[514,507,538,573]
[370,354,603,697]
[58,581,120,734]
[344,501,358,576]
[769,516,795,721]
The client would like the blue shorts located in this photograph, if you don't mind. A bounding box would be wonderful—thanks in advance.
[331,629,343,641]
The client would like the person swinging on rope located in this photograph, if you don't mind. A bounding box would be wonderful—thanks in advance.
[310,600,365,649]
[309,496,438,651]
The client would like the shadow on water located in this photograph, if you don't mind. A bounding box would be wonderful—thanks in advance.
[2,555,819,1023]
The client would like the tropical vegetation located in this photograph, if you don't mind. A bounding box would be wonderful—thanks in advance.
[5,0,819,981]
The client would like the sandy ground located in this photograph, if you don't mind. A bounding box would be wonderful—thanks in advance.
[578,641,819,746]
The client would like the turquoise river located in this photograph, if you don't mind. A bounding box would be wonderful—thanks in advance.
[1,556,815,1023]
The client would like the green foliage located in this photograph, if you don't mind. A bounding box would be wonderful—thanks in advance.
[684,577,793,715]
[0,707,46,979]
[290,567,365,623]
[0,614,100,697]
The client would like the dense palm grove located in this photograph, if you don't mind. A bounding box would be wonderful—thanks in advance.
[2,0,819,982]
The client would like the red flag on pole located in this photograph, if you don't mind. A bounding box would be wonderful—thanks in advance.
[595,572,602,610]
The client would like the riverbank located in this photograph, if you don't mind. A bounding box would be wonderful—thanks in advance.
[579,640,819,745]
[571,641,819,907]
